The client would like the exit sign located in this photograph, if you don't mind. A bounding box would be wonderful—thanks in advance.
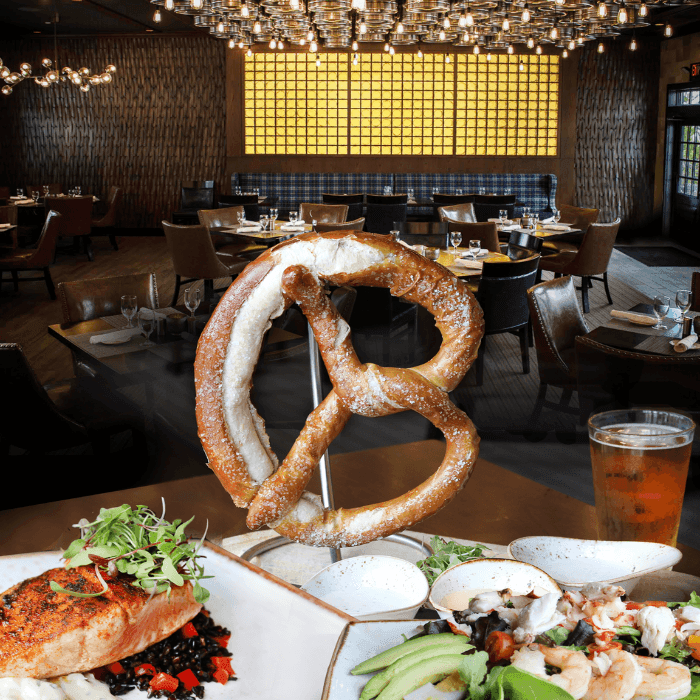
[692,62,700,80]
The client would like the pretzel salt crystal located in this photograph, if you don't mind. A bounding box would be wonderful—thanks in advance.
[195,231,484,547]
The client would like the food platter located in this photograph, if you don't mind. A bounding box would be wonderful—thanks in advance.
[0,542,354,700]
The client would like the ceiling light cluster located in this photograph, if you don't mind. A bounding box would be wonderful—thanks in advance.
[150,0,679,54]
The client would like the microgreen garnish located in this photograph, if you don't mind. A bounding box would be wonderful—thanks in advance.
[50,502,211,603]
[416,536,490,585]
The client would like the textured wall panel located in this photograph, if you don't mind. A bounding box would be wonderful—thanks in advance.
[0,36,226,228]
[575,41,660,229]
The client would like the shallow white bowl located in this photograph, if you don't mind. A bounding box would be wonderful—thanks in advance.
[428,558,562,618]
[301,555,429,621]
[508,536,683,596]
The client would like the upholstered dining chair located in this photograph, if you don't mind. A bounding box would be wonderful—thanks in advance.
[322,193,364,221]
[432,193,475,222]
[364,202,407,234]
[217,193,259,222]
[0,209,61,299]
[473,194,516,222]
[507,231,544,259]
[538,218,621,313]
[437,203,477,224]
[395,221,448,249]
[527,276,589,426]
[197,206,266,259]
[90,185,123,251]
[690,271,700,312]
[172,180,215,225]
[45,195,95,261]
[162,221,249,305]
[299,202,348,224]
[366,193,408,204]
[445,221,500,253]
[315,218,365,233]
[542,204,600,255]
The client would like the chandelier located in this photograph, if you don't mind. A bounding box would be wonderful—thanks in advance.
[1,13,116,96]
[150,0,682,53]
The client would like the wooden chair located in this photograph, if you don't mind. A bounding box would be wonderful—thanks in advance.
[542,205,600,255]
[539,218,621,313]
[0,209,61,299]
[197,206,266,259]
[91,185,123,251]
[162,221,249,305]
[315,218,365,233]
[322,193,364,221]
[45,195,95,261]
[437,203,477,224]
[299,203,348,224]
[364,203,407,234]
[527,276,588,426]
[446,221,500,253]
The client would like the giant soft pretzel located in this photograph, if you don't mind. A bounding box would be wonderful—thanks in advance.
[195,231,484,547]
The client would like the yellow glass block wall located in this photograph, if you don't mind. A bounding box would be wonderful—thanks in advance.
[243,53,558,156]
[244,53,348,155]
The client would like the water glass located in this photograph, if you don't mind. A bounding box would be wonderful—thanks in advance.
[531,213,539,230]
[424,247,440,261]
[42,185,49,197]
[289,210,298,224]
[499,209,508,225]
[469,239,481,259]
[76,185,81,196]
[16,188,23,198]
[450,230,462,254]
[478,187,486,195]
[676,289,692,321]
[269,208,279,227]
[407,188,415,201]
[137,308,156,347]
[254,187,260,197]
[552,208,561,224]
[184,287,201,321]
[31,190,40,203]
[121,295,137,328]
[259,215,269,231]
[389,229,400,242]
[384,185,393,196]
[456,189,463,196]
[652,294,670,330]
[236,210,245,226]
[432,187,439,196]
[504,188,512,196]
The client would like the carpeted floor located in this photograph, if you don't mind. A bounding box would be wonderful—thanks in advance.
[616,246,700,267]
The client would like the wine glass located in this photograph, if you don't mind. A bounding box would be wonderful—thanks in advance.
[289,210,298,224]
[76,185,81,196]
[469,239,481,260]
[432,187,439,197]
[31,190,40,203]
[652,295,670,330]
[531,213,539,230]
[478,187,486,195]
[389,229,401,242]
[552,208,561,224]
[137,308,156,347]
[407,188,415,202]
[184,287,201,323]
[676,289,693,323]
[269,208,278,228]
[499,209,508,226]
[16,188,23,198]
[450,230,462,255]
[504,188,512,196]
[42,185,49,197]
[121,295,137,328]
[236,210,245,227]
[383,185,393,196]
[259,214,269,231]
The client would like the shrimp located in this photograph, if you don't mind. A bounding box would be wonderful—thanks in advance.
[632,656,692,700]
[583,649,642,700]
[536,645,592,699]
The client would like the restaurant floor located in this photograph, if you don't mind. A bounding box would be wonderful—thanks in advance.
[2,232,699,554]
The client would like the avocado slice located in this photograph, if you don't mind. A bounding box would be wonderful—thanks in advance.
[360,638,471,700]
[375,654,468,700]
[351,633,466,676]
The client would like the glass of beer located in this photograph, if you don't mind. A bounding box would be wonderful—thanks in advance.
[588,409,694,546]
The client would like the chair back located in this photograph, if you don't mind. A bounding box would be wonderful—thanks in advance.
[0,343,87,450]
[364,203,407,234]
[299,202,348,224]
[315,218,365,233]
[94,186,124,227]
[162,221,232,279]
[527,275,588,387]
[396,221,448,249]
[366,194,408,204]
[181,181,215,211]
[507,231,543,259]
[24,210,62,267]
[559,205,599,230]
[478,255,540,334]
[322,193,364,221]
[446,221,500,253]
[437,203,477,224]
[0,205,17,225]
[0,186,9,200]
[432,193,475,205]
[473,195,516,222]
[198,206,245,230]
[58,273,159,324]
[44,196,93,237]
[690,271,700,312]
[565,218,621,277]
[217,194,259,221]
[27,184,62,197]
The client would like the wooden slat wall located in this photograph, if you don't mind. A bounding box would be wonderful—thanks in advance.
[575,40,661,228]
[0,36,227,228]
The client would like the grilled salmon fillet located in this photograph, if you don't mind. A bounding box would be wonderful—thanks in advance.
[0,566,202,679]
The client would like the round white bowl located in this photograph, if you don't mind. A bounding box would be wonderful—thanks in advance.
[300,555,429,621]
[508,536,683,596]
[428,558,562,619]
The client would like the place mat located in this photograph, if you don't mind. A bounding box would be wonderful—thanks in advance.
[603,316,681,336]
[636,335,700,356]
[222,530,509,587]
[102,307,180,329]
[67,328,150,359]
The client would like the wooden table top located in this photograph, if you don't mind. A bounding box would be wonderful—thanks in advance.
[1,440,697,576]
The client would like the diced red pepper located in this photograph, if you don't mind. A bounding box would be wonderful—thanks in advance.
[212,669,229,685]
[181,622,199,638]
[135,663,157,677]
[149,673,179,693]
[211,657,234,676]
[106,662,125,675]
[177,669,200,691]
[643,601,669,608]
[212,634,231,648]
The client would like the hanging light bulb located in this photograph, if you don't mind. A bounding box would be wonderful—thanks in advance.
[555,0,565,5]
[247,47,253,56]
[577,33,584,44]
[300,38,306,44]
[521,3,530,22]
[617,2,628,24]
[465,7,474,26]
[359,19,367,33]
[165,0,174,10]
[439,28,446,40]
[518,59,524,71]
[307,29,314,40]
[270,37,277,48]
[473,44,479,54]
[459,13,467,27]
[550,25,558,39]
[253,20,261,32]
[502,16,510,31]
[241,4,250,15]
[310,38,318,51]
[352,39,358,50]
[417,47,423,57]
[597,41,604,52]
[629,34,637,50]
[351,0,366,9]
[463,32,469,42]
[290,0,299,8]
[397,20,404,33]
[507,43,514,54]
[229,38,235,48]
[445,54,451,63]
[597,1,607,17]
[389,45,395,54]
[384,41,390,51]
[562,49,568,57]
[353,52,358,65]
[535,43,542,54]
[443,15,450,28]
[664,23,673,37]
[153,8,162,22]
[486,52,492,61]
[568,39,575,50]
[190,0,203,10]
[638,2,647,16]
[238,40,245,48]
[278,38,284,49]
[526,36,535,48]
[316,56,321,66]
[216,17,226,33]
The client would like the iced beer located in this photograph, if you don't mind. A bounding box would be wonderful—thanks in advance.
[588,410,695,546]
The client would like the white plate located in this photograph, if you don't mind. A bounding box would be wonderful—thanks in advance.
[0,544,353,699]
[322,620,425,700]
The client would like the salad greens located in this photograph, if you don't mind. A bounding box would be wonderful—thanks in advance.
[416,536,490,585]
[49,503,211,603]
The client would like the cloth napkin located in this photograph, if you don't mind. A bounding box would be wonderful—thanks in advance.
[488,218,513,225]
[237,224,262,232]
[0,223,12,230]
[13,198,33,205]
[500,224,521,232]
[610,309,658,326]
[280,223,306,231]
[672,334,699,353]
[89,327,143,344]
[542,224,571,232]
[453,258,484,270]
